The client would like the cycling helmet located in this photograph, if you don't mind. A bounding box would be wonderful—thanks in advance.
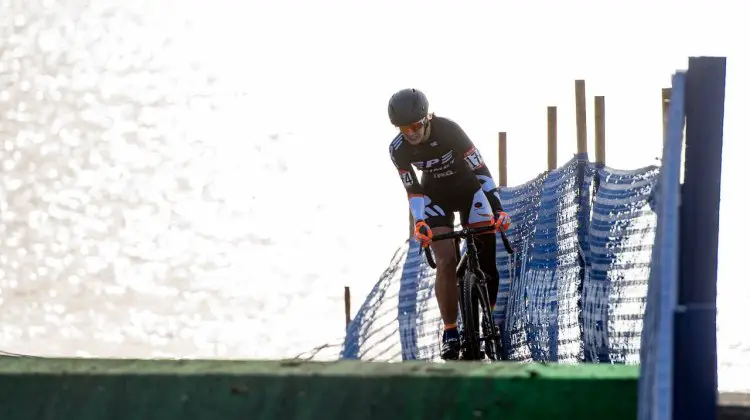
[388,88,429,126]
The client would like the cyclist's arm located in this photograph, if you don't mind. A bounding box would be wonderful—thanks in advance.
[389,137,426,222]
[446,120,505,213]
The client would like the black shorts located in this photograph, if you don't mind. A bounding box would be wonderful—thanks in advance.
[421,175,495,229]
[421,174,500,307]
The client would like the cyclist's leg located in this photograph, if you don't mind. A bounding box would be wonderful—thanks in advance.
[459,184,500,310]
[421,190,461,359]
[475,230,499,310]
[424,207,458,328]
[462,185,496,229]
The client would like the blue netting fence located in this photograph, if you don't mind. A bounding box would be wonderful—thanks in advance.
[636,70,686,420]
[340,153,661,364]
[331,69,691,420]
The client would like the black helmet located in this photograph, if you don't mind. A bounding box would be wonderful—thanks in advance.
[388,88,429,126]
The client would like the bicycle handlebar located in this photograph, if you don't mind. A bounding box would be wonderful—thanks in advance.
[421,224,514,269]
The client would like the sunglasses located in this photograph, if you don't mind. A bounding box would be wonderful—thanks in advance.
[398,115,429,135]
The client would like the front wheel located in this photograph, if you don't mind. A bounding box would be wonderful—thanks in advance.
[479,298,503,361]
[475,271,504,361]
[459,272,481,360]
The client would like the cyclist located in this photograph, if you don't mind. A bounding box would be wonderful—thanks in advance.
[387,88,511,360]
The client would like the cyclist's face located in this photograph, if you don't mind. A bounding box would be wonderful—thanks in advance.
[398,116,428,145]
[403,125,425,144]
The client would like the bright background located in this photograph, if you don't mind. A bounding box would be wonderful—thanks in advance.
[0,0,746,391]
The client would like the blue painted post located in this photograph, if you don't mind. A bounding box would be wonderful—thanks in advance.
[673,56,727,420]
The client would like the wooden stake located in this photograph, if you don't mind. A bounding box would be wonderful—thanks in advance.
[594,96,606,166]
[498,132,508,187]
[575,80,588,155]
[344,286,351,329]
[547,106,557,170]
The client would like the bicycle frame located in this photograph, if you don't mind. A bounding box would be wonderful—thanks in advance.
[420,224,514,360]
[456,231,481,280]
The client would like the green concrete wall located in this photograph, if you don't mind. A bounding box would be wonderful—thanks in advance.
[0,357,638,419]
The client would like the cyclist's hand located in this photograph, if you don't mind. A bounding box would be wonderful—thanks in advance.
[413,219,433,248]
[494,211,511,233]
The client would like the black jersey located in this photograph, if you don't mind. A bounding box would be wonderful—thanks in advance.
[389,115,503,222]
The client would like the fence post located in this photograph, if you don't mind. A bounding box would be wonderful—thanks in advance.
[344,286,352,330]
[547,106,558,170]
[594,96,606,166]
[673,55,726,420]
[574,80,593,363]
[575,80,588,156]
[498,132,508,186]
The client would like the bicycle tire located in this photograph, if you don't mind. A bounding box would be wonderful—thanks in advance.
[474,273,503,361]
[459,272,481,360]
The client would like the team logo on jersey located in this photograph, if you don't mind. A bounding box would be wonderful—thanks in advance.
[434,169,456,179]
[413,151,454,170]
[399,169,413,187]
[464,147,485,170]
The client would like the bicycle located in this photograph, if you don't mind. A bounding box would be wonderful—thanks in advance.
[420,223,514,361]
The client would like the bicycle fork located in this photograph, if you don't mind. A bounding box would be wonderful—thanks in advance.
[467,253,503,360]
